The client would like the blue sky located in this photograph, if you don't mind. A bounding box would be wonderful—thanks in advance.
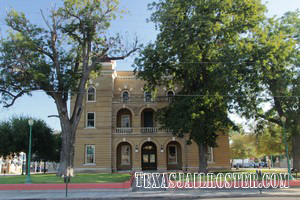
[0,0,299,131]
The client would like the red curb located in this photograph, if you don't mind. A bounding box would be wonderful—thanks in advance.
[168,180,300,188]
[0,175,135,190]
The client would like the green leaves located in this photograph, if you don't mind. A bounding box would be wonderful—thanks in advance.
[0,116,60,162]
[234,11,300,133]
[0,0,138,107]
[230,131,257,159]
[256,122,290,156]
[135,0,266,147]
[0,0,140,175]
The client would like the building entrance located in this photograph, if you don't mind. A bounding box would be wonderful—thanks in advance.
[141,142,157,170]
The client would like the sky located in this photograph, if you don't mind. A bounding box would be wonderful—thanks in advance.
[0,0,299,131]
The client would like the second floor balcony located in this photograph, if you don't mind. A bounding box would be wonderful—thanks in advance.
[115,127,170,134]
[112,94,174,103]
[115,107,171,134]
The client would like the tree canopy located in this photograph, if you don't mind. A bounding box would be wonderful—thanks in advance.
[0,116,60,163]
[230,131,257,160]
[256,122,289,157]
[135,0,266,172]
[233,10,300,170]
[0,0,139,176]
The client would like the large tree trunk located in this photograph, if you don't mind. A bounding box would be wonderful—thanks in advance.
[197,143,208,173]
[51,70,87,177]
[57,115,76,177]
[292,134,300,171]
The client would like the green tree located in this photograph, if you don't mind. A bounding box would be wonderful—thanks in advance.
[256,122,287,157]
[0,0,139,176]
[0,116,59,174]
[0,121,14,158]
[230,131,257,165]
[234,11,300,170]
[34,131,61,164]
[134,0,266,172]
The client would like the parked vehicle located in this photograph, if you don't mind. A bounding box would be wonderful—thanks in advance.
[259,162,268,167]
[233,163,243,168]
[243,163,251,168]
[253,163,259,168]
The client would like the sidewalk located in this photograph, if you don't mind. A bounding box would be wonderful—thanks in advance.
[0,187,299,199]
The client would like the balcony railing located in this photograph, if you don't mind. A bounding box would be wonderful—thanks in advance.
[112,95,173,103]
[141,127,157,133]
[116,128,133,134]
[114,127,170,134]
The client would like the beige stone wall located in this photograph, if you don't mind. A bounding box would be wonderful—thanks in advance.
[74,68,114,173]
[73,65,231,172]
[184,134,231,171]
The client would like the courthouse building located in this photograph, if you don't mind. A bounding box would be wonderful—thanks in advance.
[72,61,230,172]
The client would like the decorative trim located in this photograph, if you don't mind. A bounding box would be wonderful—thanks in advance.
[83,127,97,130]
[83,163,96,166]
[101,71,114,75]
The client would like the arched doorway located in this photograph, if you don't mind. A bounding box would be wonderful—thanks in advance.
[166,141,182,170]
[116,142,132,171]
[116,108,132,133]
[141,142,157,170]
[141,108,155,127]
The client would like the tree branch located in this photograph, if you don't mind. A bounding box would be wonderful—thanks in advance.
[256,113,281,126]
[49,10,62,90]
[60,26,83,45]
[0,90,26,108]
[106,48,139,61]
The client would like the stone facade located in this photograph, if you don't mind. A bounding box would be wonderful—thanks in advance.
[72,61,231,172]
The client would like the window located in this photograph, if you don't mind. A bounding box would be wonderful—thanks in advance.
[87,87,96,101]
[167,91,174,101]
[144,91,152,102]
[168,145,177,164]
[121,115,130,127]
[86,112,95,128]
[121,145,130,165]
[207,147,214,162]
[85,145,95,164]
[122,91,129,102]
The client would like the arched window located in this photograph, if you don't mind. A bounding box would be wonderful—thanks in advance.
[87,87,96,101]
[122,91,129,102]
[144,91,152,102]
[166,90,174,101]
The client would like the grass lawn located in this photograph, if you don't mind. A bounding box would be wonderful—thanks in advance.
[0,173,132,184]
